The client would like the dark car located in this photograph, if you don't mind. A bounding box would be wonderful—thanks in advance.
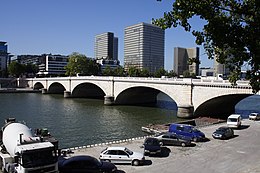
[155,132,192,147]
[212,126,234,140]
[58,155,117,173]
[169,123,206,142]
[143,137,162,155]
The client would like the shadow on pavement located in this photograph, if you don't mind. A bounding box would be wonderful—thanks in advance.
[147,147,171,158]
[202,138,211,143]
[143,160,153,166]
[236,124,250,130]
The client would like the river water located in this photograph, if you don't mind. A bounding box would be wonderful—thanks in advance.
[0,93,259,148]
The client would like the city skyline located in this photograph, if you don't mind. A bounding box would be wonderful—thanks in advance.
[1,0,213,71]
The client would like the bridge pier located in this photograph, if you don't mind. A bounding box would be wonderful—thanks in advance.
[177,104,194,118]
[41,88,48,94]
[104,96,114,105]
[64,91,72,98]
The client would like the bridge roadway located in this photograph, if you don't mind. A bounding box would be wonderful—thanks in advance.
[69,119,260,173]
[23,76,255,118]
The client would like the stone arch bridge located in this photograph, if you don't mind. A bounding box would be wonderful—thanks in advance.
[24,76,256,118]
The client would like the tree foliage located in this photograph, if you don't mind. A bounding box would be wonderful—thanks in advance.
[65,52,100,76]
[8,62,25,77]
[154,67,167,78]
[153,0,260,93]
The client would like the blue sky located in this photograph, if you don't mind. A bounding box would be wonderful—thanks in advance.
[1,0,213,70]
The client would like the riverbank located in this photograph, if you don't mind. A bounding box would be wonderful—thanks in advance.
[0,88,40,93]
[67,119,260,173]
[141,117,226,134]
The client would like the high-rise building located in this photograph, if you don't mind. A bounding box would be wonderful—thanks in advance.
[174,47,199,76]
[95,32,118,60]
[0,41,9,77]
[124,22,165,73]
[213,56,230,77]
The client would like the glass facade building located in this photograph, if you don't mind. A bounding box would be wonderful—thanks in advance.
[124,22,165,73]
[0,41,8,75]
[95,32,118,60]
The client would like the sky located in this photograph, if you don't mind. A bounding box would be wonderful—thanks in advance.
[1,0,213,70]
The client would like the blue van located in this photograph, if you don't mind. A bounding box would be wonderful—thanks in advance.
[169,124,205,142]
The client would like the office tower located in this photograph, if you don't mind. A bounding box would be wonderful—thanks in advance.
[174,47,200,76]
[0,41,8,76]
[124,22,165,73]
[213,55,230,77]
[95,32,118,60]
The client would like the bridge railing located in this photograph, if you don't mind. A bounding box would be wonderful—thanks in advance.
[27,76,251,87]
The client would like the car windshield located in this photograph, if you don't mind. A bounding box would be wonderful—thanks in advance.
[191,127,200,132]
[124,148,133,155]
[216,128,225,132]
[228,118,237,122]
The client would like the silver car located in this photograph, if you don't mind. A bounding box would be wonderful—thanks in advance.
[99,147,145,166]
[249,113,260,120]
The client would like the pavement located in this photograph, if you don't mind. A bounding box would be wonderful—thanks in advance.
[68,119,260,173]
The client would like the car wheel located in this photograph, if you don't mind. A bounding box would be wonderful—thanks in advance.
[181,142,186,147]
[132,160,140,166]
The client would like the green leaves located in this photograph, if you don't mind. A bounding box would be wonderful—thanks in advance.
[65,52,100,76]
[154,0,260,93]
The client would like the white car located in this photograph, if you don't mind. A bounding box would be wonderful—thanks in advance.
[227,114,242,128]
[249,113,260,120]
[99,147,145,166]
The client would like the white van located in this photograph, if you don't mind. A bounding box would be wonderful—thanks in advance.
[227,114,242,128]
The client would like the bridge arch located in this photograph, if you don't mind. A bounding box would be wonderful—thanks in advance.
[72,83,105,99]
[48,82,66,94]
[34,82,44,90]
[114,86,177,108]
[194,94,252,118]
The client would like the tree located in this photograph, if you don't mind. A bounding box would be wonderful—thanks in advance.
[8,61,25,77]
[153,0,260,93]
[154,67,167,78]
[168,70,178,78]
[127,66,140,77]
[24,64,38,76]
[139,68,150,77]
[102,66,114,76]
[65,52,100,76]
[113,66,125,77]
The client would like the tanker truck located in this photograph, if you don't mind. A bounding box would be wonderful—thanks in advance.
[0,118,58,173]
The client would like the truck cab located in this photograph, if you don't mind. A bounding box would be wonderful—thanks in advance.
[0,118,59,173]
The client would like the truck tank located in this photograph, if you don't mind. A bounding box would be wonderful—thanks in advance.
[2,123,35,157]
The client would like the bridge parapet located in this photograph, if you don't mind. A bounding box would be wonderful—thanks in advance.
[23,76,255,118]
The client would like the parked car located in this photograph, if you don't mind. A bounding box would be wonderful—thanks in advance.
[212,126,234,139]
[58,155,117,173]
[143,137,162,155]
[227,114,242,128]
[249,112,260,120]
[168,123,206,142]
[99,147,145,166]
[155,132,192,147]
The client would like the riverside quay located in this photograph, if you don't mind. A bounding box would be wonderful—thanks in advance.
[65,119,260,173]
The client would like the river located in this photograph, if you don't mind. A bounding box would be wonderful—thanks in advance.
[0,93,259,148]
